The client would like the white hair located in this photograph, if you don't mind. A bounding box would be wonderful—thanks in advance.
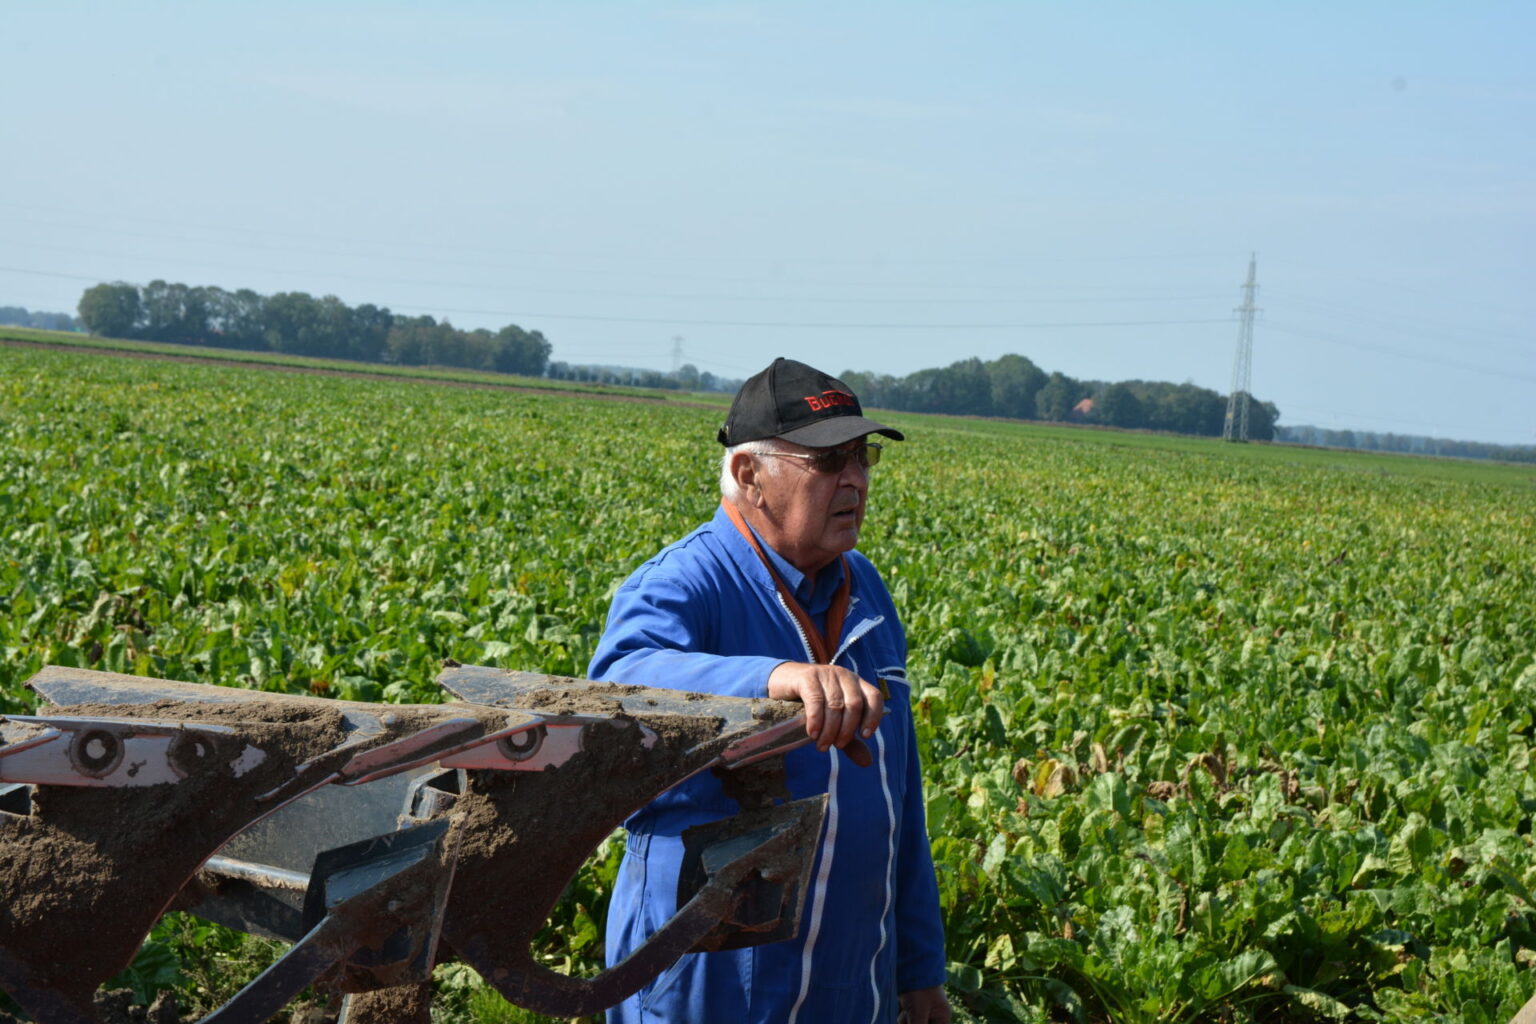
[720,438,789,500]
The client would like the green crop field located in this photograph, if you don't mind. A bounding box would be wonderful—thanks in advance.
[3,344,1534,1022]
[0,324,731,406]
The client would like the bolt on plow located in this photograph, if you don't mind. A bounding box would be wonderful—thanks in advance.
[0,664,827,1023]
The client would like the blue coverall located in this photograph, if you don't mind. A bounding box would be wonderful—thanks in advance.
[588,504,947,1023]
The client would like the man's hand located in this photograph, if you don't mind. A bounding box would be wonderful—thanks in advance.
[898,986,952,1024]
[767,662,883,763]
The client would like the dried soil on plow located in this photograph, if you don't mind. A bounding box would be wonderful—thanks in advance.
[1,679,800,1020]
[0,697,353,1011]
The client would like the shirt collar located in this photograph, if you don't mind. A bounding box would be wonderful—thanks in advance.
[741,520,846,614]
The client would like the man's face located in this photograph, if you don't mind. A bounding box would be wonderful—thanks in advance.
[749,438,872,575]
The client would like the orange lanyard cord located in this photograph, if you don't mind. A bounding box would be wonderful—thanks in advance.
[722,500,850,665]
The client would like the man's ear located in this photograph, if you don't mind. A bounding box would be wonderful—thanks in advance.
[730,451,765,507]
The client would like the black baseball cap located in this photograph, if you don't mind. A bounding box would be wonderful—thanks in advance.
[717,357,905,448]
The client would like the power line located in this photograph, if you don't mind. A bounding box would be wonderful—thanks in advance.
[0,237,1231,306]
[1263,321,1536,384]
[1262,253,1531,323]
[0,265,103,283]
[9,246,1524,385]
[389,304,1233,330]
[1275,290,1529,350]
[0,202,1234,271]
[1,259,1232,329]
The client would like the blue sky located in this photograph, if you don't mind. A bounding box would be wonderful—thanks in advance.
[3,2,1531,444]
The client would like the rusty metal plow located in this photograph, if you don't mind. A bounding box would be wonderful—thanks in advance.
[0,665,827,1023]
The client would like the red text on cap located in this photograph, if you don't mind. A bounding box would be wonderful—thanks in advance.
[804,390,856,413]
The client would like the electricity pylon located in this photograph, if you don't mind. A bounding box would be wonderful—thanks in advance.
[1223,255,1260,442]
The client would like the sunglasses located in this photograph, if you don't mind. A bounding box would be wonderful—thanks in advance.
[763,441,883,474]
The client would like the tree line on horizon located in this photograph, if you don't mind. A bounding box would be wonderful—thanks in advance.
[1275,424,1535,465]
[76,280,554,377]
[842,354,1280,439]
[72,280,747,391]
[544,359,741,393]
[55,281,1530,459]
[73,281,1275,436]
[0,305,77,332]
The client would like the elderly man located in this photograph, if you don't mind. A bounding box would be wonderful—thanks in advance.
[588,357,951,1024]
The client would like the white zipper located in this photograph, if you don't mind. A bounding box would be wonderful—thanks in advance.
[779,588,825,1024]
[777,593,895,1023]
[864,726,897,1024]
[833,615,884,665]
[787,744,838,1024]
[777,592,818,664]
